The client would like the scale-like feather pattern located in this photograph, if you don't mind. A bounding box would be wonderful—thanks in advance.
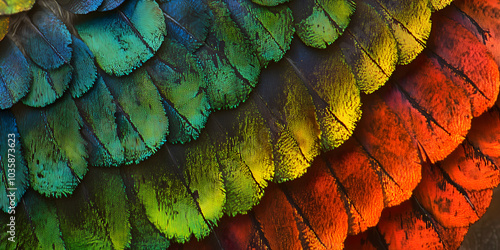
[15,7,72,70]
[289,0,355,49]
[196,0,260,110]
[340,1,398,94]
[366,0,432,65]
[75,77,124,167]
[166,3,500,247]
[225,0,294,66]
[434,4,500,117]
[160,0,211,52]
[1,0,492,249]
[21,60,72,107]
[360,102,500,248]
[0,38,32,109]
[145,38,210,144]
[255,59,322,182]
[285,39,360,152]
[76,0,166,76]
[0,191,64,249]
[12,95,87,197]
[54,169,131,249]
[101,68,169,163]
[123,144,224,243]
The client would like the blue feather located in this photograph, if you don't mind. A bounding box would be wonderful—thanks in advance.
[160,0,211,51]
[0,38,32,109]
[98,0,126,11]
[15,8,72,70]
[56,0,103,14]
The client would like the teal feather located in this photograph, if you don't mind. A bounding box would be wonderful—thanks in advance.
[12,95,87,197]
[196,0,261,110]
[145,37,211,144]
[225,0,294,66]
[75,77,124,167]
[21,60,72,107]
[100,69,169,163]
[76,0,166,76]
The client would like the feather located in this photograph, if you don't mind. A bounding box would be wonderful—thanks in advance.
[100,68,169,162]
[0,0,35,15]
[252,0,289,6]
[145,37,211,143]
[0,16,8,40]
[55,0,104,14]
[196,0,261,110]
[224,0,294,66]
[289,0,355,49]
[338,0,398,94]
[366,0,432,65]
[1,191,65,249]
[55,169,131,249]
[98,0,127,11]
[160,0,211,52]
[75,77,124,167]
[1,0,500,249]
[0,110,28,213]
[14,7,72,71]
[68,35,98,98]
[13,95,87,197]
[167,2,500,248]
[76,0,166,76]
[21,59,72,107]
[0,38,31,109]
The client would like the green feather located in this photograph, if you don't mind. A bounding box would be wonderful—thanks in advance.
[0,0,35,15]
[225,0,294,66]
[290,0,356,49]
[211,104,274,216]
[56,168,131,249]
[13,95,87,197]
[126,150,213,243]
[251,0,289,6]
[197,0,261,110]
[101,68,169,163]
[75,77,125,167]
[76,0,166,76]
[22,61,72,108]
[146,38,211,144]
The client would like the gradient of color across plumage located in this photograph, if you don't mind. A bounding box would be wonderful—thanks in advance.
[1,0,499,249]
